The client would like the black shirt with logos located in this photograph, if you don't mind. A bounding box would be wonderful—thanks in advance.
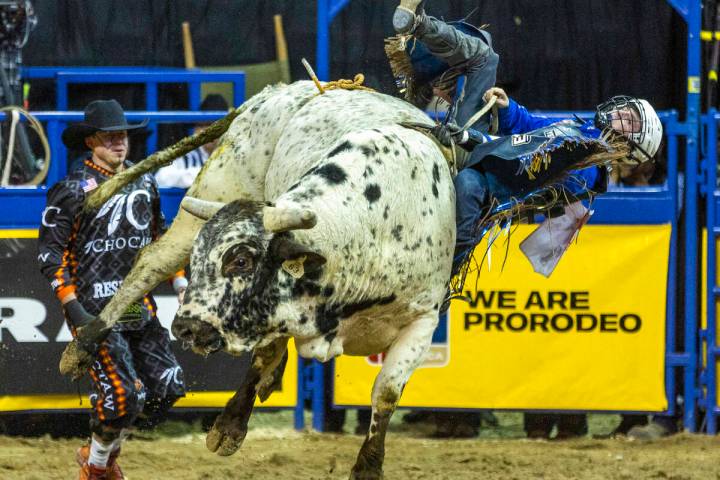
[38,159,165,327]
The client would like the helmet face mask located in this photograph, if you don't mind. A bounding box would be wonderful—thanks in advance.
[594,96,663,163]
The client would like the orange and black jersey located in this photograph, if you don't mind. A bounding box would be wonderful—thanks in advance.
[38,159,165,324]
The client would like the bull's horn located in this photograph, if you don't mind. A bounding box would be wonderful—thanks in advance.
[263,205,317,232]
[181,197,227,220]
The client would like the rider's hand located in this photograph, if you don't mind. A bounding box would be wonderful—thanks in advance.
[431,122,463,147]
[483,87,510,109]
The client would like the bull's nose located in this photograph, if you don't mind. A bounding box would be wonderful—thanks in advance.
[193,322,226,353]
[171,314,196,340]
[171,314,226,354]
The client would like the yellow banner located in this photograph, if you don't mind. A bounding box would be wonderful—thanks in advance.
[335,225,670,411]
[0,341,298,411]
[700,231,720,408]
[0,229,38,238]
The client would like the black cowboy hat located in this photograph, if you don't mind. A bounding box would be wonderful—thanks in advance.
[61,99,148,151]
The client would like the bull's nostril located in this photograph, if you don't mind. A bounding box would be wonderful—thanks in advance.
[193,323,226,353]
[177,327,192,339]
[206,336,226,353]
[171,316,195,340]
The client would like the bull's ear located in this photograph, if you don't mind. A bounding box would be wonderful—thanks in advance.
[273,237,326,278]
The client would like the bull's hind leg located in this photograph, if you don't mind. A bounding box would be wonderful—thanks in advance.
[206,337,289,456]
[59,211,205,379]
[350,311,438,480]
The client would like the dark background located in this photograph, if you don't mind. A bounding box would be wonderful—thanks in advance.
[21,1,686,112]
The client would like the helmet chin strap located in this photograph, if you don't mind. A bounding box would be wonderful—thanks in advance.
[627,140,652,163]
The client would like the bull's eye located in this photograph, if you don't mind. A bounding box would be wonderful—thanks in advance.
[221,245,254,277]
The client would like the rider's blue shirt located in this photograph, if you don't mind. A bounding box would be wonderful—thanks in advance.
[496,99,602,193]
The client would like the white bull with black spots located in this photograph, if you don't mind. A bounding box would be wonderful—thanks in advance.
[66,81,455,479]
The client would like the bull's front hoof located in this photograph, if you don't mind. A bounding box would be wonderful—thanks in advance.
[349,468,384,480]
[206,417,248,456]
[59,339,95,380]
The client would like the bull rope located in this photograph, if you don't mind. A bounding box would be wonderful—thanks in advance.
[461,95,499,135]
[321,74,375,93]
[301,57,375,95]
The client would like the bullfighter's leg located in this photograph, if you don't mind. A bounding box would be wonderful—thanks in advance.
[59,210,205,378]
[350,311,439,480]
[206,337,289,456]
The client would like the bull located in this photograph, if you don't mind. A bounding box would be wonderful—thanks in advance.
[62,80,455,479]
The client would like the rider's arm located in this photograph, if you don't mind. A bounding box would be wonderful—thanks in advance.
[38,181,82,304]
[497,98,558,135]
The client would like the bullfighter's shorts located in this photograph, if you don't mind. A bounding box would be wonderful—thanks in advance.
[88,317,185,427]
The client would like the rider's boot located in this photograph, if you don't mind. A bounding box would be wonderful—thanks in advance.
[392,0,426,35]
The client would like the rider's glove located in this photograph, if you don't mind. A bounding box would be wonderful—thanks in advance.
[431,122,464,147]
[63,299,95,328]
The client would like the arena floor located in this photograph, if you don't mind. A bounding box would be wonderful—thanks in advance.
[1,412,719,479]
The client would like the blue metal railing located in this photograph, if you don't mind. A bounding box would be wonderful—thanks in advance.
[316,0,352,81]
[54,70,244,154]
[665,0,702,434]
[702,110,720,434]
[23,111,231,184]
[0,111,228,229]
[663,112,682,419]
[19,67,244,158]
[21,67,245,112]
[21,66,188,79]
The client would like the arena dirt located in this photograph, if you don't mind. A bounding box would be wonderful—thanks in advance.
[1,414,719,479]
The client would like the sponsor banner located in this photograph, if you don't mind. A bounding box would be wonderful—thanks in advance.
[334,225,670,411]
[700,231,720,408]
[0,234,296,411]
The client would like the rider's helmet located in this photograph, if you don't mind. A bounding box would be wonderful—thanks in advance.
[594,95,663,163]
